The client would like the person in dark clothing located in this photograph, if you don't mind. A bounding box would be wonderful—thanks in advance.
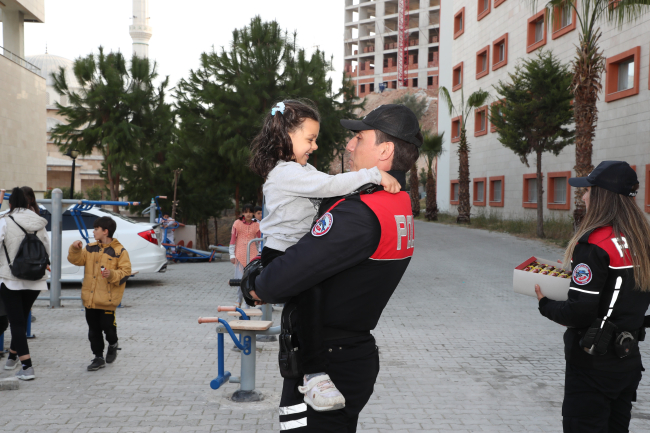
[536,161,650,433]
[244,104,421,432]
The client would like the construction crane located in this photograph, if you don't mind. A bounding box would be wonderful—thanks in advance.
[397,0,410,88]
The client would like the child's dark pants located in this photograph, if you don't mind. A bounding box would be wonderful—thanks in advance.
[85,308,118,357]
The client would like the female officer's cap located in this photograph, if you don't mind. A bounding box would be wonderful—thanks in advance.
[340,104,422,147]
[569,161,638,197]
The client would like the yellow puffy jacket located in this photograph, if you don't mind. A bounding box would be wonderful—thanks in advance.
[68,239,132,311]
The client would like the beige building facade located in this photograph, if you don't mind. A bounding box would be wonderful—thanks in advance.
[0,0,47,195]
[438,0,650,219]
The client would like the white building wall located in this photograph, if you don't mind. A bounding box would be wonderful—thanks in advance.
[446,0,650,220]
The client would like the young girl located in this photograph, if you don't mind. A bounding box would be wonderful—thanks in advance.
[229,204,261,308]
[249,99,401,412]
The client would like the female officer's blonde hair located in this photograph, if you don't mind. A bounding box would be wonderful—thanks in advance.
[563,185,650,292]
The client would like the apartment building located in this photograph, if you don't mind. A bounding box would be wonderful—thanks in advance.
[438,0,650,219]
[344,0,442,98]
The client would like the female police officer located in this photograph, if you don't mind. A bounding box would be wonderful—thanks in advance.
[535,161,650,433]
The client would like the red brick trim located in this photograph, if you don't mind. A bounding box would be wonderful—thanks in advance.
[450,179,460,205]
[476,46,490,79]
[477,0,491,21]
[474,105,488,137]
[494,0,507,7]
[490,100,504,132]
[452,62,464,91]
[547,171,571,210]
[454,8,465,39]
[527,10,547,53]
[473,177,487,206]
[551,5,577,40]
[489,176,505,207]
[605,46,641,103]
[451,116,462,143]
[523,173,539,209]
[492,33,508,71]
[645,165,650,213]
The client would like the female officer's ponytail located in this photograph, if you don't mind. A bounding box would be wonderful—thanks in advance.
[563,185,650,292]
[250,99,320,179]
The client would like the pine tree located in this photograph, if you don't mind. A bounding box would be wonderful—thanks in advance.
[490,50,574,238]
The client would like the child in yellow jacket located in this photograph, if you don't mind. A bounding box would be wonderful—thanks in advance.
[68,216,132,371]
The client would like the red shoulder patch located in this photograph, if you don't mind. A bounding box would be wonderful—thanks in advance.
[588,226,632,268]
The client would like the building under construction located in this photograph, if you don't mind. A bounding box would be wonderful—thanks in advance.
[344,0,441,99]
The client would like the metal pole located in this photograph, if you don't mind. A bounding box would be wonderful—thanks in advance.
[70,158,76,199]
[149,198,156,225]
[50,188,63,308]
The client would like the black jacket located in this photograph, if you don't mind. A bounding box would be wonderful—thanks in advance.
[255,171,414,332]
[539,226,650,372]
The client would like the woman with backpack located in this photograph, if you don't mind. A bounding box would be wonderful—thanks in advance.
[0,187,50,380]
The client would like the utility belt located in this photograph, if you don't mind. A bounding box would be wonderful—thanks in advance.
[579,319,645,358]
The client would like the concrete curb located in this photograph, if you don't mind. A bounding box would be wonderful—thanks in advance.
[0,377,19,391]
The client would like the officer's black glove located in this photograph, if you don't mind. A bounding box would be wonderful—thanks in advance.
[240,258,263,307]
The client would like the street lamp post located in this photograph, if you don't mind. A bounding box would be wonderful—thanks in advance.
[64,149,80,199]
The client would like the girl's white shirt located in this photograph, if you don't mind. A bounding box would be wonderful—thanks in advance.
[0,212,49,291]
[261,161,382,252]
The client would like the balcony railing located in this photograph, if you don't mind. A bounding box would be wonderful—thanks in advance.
[0,46,41,74]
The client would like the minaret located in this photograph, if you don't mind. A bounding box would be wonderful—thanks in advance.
[129,0,152,58]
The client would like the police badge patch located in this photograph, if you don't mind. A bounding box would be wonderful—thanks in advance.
[572,263,593,285]
[311,212,333,237]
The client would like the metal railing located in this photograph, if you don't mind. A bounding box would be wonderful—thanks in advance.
[0,46,41,75]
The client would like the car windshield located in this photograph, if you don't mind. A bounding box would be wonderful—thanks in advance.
[96,208,139,224]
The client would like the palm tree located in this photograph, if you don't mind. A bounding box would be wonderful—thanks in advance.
[421,132,445,221]
[531,0,650,226]
[439,87,490,224]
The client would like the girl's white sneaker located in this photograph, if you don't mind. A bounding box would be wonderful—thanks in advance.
[4,358,19,370]
[298,374,345,412]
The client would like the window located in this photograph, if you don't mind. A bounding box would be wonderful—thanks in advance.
[476,46,490,79]
[547,171,571,210]
[412,78,418,87]
[477,0,491,20]
[450,180,460,205]
[527,10,547,53]
[360,84,366,93]
[646,165,650,214]
[391,80,397,89]
[474,106,488,137]
[492,34,508,70]
[490,100,504,132]
[552,3,577,39]
[473,177,486,206]
[605,46,640,102]
[451,116,462,143]
[369,83,375,92]
[454,8,465,39]
[523,174,539,208]
[427,76,433,86]
[494,0,507,7]
[489,176,505,207]
[452,62,463,91]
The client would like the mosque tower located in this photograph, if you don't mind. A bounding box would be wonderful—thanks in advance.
[129,0,152,58]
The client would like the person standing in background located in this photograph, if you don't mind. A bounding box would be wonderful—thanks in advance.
[229,204,260,308]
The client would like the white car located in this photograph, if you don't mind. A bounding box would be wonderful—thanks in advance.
[39,206,167,282]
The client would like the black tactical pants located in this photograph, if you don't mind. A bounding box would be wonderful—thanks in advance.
[563,363,642,433]
[85,308,118,357]
[278,335,380,432]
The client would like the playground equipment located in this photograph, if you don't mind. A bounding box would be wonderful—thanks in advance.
[199,305,280,402]
[152,196,220,263]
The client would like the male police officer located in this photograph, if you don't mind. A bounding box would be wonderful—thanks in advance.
[246,104,421,432]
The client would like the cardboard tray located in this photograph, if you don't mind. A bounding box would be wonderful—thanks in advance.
[513,256,570,301]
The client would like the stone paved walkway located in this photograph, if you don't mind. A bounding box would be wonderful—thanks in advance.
[1,221,649,432]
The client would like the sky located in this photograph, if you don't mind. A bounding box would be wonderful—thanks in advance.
[5,0,345,93]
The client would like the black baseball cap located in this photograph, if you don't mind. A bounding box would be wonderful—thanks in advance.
[568,161,639,197]
[340,104,422,147]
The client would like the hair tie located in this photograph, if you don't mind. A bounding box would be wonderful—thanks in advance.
[272,102,285,116]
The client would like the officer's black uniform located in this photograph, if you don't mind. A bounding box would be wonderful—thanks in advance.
[539,225,650,432]
[255,171,415,432]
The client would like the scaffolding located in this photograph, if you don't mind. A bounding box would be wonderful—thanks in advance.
[397,0,410,88]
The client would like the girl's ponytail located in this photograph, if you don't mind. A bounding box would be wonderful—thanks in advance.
[250,99,320,179]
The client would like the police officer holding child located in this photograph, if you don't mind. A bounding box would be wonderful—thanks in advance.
[244,104,421,432]
[535,161,650,432]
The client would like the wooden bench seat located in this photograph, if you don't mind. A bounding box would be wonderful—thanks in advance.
[227,320,273,331]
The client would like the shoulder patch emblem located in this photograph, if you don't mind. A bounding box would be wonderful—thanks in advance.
[572,263,593,285]
[311,212,334,237]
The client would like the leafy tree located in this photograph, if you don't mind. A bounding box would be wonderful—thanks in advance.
[50,47,175,211]
[439,87,490,224]
[490,50,574,238]
[531,0,650,226]
[85,185,107,201]
[421,132,445,221]
[393,93,428,120]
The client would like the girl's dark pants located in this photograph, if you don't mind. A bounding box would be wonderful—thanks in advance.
[0,284,40,357]
[562,363,642,433]
[261,247,327,374]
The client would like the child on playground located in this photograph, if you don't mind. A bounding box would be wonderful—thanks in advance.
[249,99,401,412]
[229,204,261,308]
[68,216,132,372]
